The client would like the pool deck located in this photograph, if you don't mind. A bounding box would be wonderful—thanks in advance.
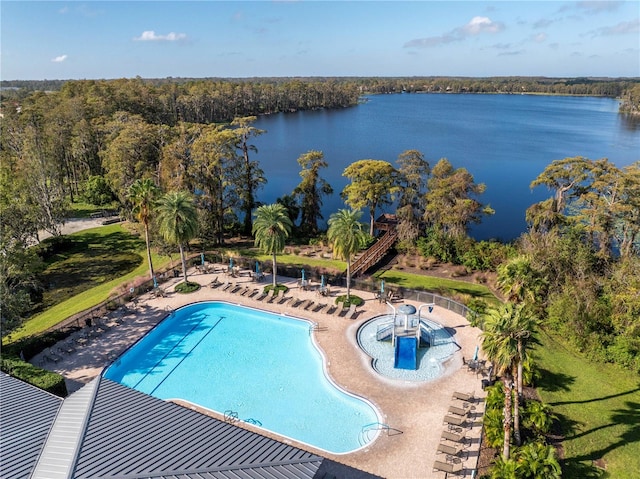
[34,265,490,479]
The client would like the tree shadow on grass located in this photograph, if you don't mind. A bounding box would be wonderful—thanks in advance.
[536,366,576,393]
[564,400,640,477]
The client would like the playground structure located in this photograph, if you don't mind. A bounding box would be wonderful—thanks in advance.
[375,303,441,370]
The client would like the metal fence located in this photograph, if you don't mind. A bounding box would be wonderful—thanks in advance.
[44,252,473,336]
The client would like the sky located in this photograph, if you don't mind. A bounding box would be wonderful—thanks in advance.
[1,1,639,80]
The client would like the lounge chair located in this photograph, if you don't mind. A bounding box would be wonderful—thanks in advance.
[452,391,475,402]
[209,276,221,288]
[237,286,250,296]
[297,299,311,310]
[432,459,463,476]
[290,298,303,308]
[444,414,470,429]
[315,303,329,313]
[266,290,279,303]
[333,301,344,316]
[221,281,233,291]
[247,288,259,298]
[440,430,468,445]
[437,442,467,460]
[448,405,468,417]
[254,290,268,301]
[345,304,358,319]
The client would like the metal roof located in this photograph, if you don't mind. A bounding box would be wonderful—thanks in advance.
[0,373,63,479]
[31,377,100,479]
[73,379,377,479]
[1,374,380,479]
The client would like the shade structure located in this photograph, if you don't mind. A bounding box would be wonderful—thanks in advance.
[201,252,205,265]
[398,304,416,315]
[398,304,416,330]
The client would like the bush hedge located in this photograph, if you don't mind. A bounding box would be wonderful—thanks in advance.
[1,357,68,397]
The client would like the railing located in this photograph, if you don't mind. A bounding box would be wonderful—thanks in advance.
[350,229,399,277]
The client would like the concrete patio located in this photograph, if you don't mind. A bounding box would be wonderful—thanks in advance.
[34,264,490,479]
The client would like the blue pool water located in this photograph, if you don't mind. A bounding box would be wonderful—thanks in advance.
[104,301,380,454]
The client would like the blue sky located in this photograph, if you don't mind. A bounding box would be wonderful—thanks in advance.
[2,1,638,80]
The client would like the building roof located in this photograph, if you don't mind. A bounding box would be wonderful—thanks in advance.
[1,374,380,479]
[0,373,63,479]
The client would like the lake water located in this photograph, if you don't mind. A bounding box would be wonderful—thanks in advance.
[252,93,639,241]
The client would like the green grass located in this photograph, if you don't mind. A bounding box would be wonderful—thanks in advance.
[373,269,500,306]
[535,331,640,479]
[67,201,114,218]
[4,224,171,344]
[234,249,346,271]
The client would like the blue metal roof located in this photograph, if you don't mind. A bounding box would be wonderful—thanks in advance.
[0,373,63,479]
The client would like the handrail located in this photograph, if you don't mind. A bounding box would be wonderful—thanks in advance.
[351,228,398,277]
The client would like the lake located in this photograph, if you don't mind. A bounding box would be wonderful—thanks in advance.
[252,93,640,241]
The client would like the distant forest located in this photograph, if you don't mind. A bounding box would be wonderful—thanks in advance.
[2,76,640,120]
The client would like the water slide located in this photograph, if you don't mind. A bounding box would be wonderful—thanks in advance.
[394,336,417,370]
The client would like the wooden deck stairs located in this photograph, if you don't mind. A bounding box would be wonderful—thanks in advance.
[350,222,398,277]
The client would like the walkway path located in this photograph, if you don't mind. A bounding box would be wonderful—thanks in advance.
[33,264,490,479]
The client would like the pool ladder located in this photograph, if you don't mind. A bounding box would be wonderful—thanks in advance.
[309,322,328,334]
[358,422,403,445]
[224,410,262,427]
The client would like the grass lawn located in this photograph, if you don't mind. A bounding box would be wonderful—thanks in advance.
[373,269,500,306]
[234,249,346,271]
[5,224,171,344]
[535,331,640,479]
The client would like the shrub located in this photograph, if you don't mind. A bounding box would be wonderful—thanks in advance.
[1,358,68,397]
[336,294,364,308]
[264,284,289,294]
[175,281,201,294]
[82,175,116,206]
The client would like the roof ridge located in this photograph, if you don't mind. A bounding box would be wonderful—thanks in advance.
[31,377,101,479]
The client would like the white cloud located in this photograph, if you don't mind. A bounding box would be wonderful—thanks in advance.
[52,54,68,63]
[134,30,187,42]
[532,32,548,43]
[404,16,504,48]
[462,16,504,35]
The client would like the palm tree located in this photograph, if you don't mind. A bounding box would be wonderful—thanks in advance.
[155,191,199,283]
[129,178,160,280]
[482,303,539,457]
[252,204,293,288]
[327,209,367,300]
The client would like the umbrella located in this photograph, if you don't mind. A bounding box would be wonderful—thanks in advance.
[255,261,261,274]
[201,252,205,265]
[301,268,306,281]
[153,276,158,289]
[380,279,385,293]
[321,275,325,288]
[473,345,479,362]
[229,257,234,268]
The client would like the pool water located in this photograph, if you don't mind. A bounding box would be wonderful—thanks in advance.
[104,301,380,454]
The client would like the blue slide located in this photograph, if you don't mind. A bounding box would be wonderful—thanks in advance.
[394,336,418,370]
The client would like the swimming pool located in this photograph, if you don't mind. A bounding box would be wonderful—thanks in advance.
[104,301,380,454]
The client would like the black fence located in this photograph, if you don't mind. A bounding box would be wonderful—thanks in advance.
[44,252,473,336]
